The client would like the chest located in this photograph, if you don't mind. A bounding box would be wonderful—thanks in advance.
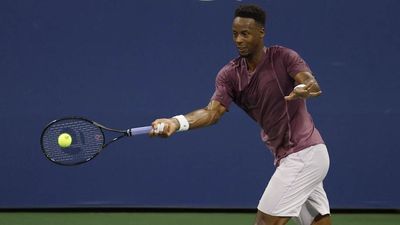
[233,63,293,110]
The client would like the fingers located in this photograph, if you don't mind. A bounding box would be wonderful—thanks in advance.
[285,82,322,101]
[150,119,177,138]
[308,90,322,97]
[305,81,322,97]
[305,81,314,90]
[153,122,165,134]
[284,92,297,101]
[150,120,166,136]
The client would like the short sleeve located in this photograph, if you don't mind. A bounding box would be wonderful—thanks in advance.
[283,48,312,78]
[211,68,234,110]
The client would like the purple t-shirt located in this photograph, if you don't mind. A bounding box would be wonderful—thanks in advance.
[211,45,324,165]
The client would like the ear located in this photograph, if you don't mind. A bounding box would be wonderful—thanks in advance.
[259,27,265,38]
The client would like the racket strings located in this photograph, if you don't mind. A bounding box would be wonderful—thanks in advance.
[41,119,104,165]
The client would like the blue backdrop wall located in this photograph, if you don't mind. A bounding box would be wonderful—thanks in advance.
[1,0,399,209]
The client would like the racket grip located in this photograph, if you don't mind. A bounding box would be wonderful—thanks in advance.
[128,126,152,136]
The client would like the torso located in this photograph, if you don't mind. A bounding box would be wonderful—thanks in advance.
[212,45,324,165]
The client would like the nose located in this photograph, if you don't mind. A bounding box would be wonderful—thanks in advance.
[234,35,243,45]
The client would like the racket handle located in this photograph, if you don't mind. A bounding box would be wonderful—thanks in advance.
[128,126,152,136]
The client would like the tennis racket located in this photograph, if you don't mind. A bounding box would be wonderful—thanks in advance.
[40,117,154,166]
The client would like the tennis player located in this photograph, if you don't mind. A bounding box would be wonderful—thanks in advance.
[151,4,332,225]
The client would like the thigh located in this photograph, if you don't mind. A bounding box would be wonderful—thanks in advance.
[257,144,330,217]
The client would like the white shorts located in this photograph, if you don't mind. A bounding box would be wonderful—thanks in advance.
[257,144,330,223]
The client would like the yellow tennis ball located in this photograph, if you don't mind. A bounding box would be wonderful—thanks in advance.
[58,133,72,148]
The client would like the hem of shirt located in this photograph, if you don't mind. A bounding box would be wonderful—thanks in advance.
[275,141,325,167]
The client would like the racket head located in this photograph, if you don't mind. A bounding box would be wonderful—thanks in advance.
[40,117,105,166]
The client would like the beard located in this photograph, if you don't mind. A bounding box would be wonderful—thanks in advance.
[237,47,250,57]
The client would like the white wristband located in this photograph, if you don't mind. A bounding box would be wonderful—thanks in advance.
[173,115,189,132]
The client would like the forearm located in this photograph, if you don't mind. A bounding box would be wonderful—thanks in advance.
[285,72,322,101]
[298,75,321,94]
[182,107,221,130]
[151,100,225,137]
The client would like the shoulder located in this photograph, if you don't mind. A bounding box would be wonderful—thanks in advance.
[267,45,308,69]
[267,45,299,58]
[216,57,241,80]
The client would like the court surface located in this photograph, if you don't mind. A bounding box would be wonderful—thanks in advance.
[0,212,399,225]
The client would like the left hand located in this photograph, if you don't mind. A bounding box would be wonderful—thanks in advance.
[284,81,322,101]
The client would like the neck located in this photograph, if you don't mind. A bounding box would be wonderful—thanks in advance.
[245,45,265,73]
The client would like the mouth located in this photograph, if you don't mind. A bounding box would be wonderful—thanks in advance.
[237,46,248,55]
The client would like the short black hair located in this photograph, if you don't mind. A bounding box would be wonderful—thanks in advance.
[234,4,266,27]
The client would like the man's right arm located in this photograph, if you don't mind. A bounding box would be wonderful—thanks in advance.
[150,100,227,137]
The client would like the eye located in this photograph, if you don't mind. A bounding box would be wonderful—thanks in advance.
[241,31,249,37]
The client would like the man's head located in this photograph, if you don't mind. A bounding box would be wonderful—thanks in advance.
[232,5,266,57]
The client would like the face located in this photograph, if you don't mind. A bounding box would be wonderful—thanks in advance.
[232,17,265,57]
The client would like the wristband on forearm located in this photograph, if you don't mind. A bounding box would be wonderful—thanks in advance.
[172,115,189,132]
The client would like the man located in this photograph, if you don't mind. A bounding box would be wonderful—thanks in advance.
[151,4,332,225]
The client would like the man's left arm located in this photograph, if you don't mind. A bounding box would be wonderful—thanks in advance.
[284,71,322,101]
